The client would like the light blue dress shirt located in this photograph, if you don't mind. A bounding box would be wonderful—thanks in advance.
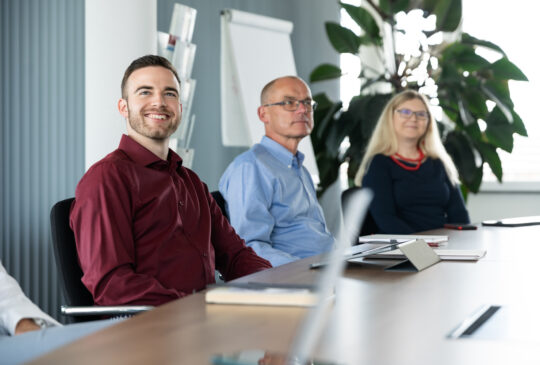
[219,136,334,267]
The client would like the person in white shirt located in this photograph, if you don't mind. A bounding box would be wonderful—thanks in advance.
[0,259,115,364]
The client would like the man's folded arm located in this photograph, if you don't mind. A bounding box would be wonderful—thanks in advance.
[89,264,185,306]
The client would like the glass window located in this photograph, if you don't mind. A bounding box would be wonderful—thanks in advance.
[339,0,540,189]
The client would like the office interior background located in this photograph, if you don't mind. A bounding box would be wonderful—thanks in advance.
[0,0,538,320]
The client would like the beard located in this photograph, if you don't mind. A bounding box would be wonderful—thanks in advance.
[127,104,181,141]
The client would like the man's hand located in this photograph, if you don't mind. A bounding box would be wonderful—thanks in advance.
[14,318,41,335]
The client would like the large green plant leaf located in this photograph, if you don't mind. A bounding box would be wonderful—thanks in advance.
[325,22,361,54]
[480,81,513,123]
[444,131,479,177]
[483,78,512,102]
[436,61,460,88]
[313,92,334,110]
[469,166,483,194]
[510,110,527,137]
[310,64,342,82]
[486,57,528,81]
[345,93,393,163]
[461,33,506,56]
[421,0,438,13]
[347,157,360,178]
[312,96,351,155]
[460,86,489,118]
[442,43,490,72]
[457,95,476,126]
[340,2,382,45]
[475,142,503,181]
[346,94,392,138]
[312,94,345,191]
[312,93,342,142]
[463,122,483,141]
[444,131,482,192]
[439,102,459,124]
[379,0,410,15]
[485,106,514,152]
[315,154,341,196]
[432,0,462,32]
[326,119,351,153]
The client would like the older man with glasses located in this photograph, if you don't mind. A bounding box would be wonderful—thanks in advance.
[219,76,334,267]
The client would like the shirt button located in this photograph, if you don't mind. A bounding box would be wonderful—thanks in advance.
[178,201,184,207]
[202,253,208,257]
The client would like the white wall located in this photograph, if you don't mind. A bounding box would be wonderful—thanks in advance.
[157,0,340,189]
[467,184,540,223]
[85,0,157,170]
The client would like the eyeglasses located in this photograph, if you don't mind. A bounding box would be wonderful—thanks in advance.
[395,108,429,120]
[263,99,318,112]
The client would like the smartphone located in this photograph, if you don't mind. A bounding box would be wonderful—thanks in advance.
[444,223,477,230]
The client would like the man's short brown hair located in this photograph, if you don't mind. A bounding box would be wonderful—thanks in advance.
[121,55,181,99]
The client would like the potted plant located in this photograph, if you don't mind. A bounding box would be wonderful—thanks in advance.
[310,0,528,198]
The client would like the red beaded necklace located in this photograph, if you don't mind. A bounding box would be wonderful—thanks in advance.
[390,148,425,171]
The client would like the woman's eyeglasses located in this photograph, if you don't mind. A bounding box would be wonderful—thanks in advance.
[395,108,428,120]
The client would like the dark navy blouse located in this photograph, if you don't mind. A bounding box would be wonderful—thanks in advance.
[362,154,470,233]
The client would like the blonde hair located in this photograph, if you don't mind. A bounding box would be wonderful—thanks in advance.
[354,90,460,186]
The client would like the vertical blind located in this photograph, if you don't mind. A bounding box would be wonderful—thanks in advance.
[0,0,84,321]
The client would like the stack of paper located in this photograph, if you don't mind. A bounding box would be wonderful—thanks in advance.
[205,283,320,307]
[359,234,448,246]
[355,235,486,261]
[364,248,486,261]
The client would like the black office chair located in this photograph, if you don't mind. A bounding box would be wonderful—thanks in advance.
[341,187,379,244]
[211,190,229,221]
[50,198,152,322]
[210,191,228,283]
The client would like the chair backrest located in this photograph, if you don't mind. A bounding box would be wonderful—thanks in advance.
[50,198,94,308]
[341,187,379,242]
[211,191,229,221]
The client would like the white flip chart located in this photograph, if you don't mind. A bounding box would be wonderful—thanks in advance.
[220,9,319,176]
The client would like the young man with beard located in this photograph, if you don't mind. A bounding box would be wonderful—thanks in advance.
[70,55,271,307]
[219,76,334,267]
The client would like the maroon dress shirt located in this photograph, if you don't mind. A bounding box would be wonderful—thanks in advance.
[70,135,271,306]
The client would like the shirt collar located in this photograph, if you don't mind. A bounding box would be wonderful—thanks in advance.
[260,136,304,169]
[118,134,183,169]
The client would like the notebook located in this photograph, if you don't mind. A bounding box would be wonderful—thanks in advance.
[205,282,318,307]
[356,247,486,261]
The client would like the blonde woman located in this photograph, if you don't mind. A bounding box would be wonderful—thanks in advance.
[354,90,470,233]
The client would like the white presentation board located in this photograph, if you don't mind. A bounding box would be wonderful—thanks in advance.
[220,9,319,176]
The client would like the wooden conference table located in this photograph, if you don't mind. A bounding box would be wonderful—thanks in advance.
[32,225,540,364]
